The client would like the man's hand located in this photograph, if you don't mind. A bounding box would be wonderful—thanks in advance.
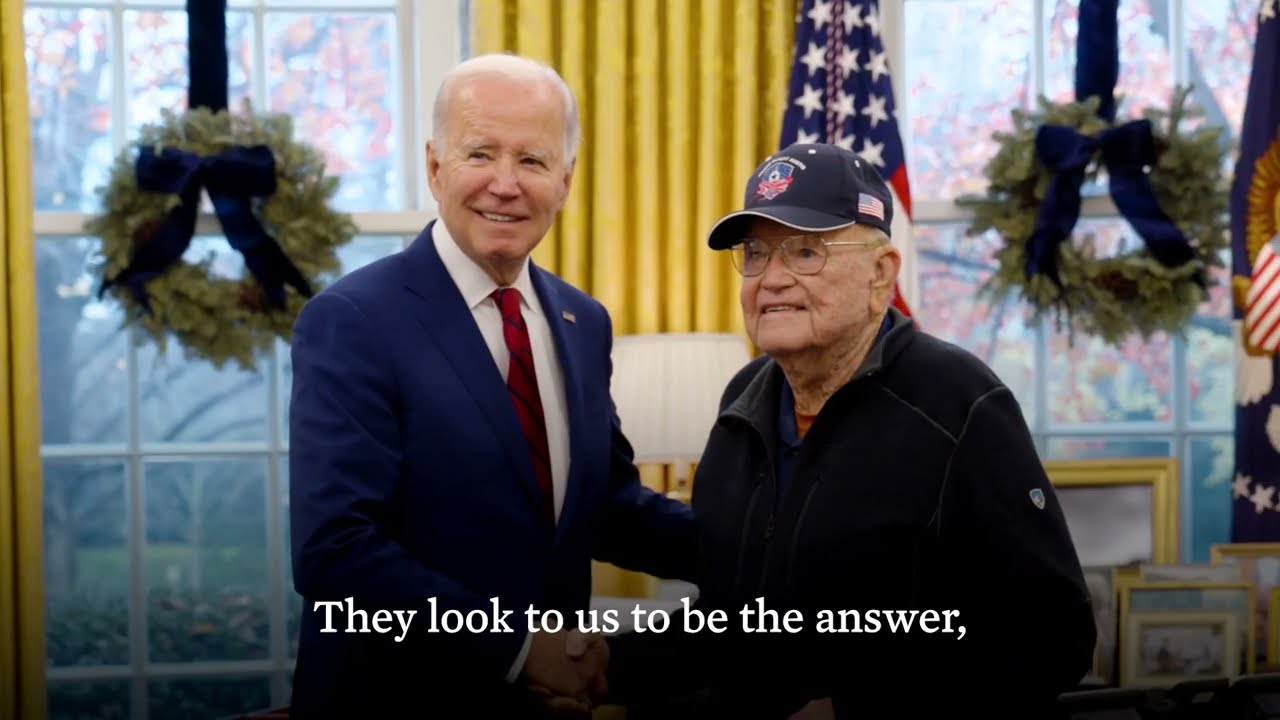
[566,630,609,701]
[522,629,609,717]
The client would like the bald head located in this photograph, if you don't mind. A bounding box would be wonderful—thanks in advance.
[432,53,581,163]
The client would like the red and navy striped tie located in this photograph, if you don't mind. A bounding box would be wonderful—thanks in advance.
[492,288,554,523]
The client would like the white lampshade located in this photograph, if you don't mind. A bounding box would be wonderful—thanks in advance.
[610,333,753,463]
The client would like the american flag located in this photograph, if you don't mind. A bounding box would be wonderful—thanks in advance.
[780,0,914,318]
[858,192,885,221]
[1231,0,1280,541]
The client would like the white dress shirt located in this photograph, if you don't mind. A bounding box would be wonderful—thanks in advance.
[431,221,570,682]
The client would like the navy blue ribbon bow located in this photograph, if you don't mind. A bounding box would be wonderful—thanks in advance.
[1025,118,1200,288]
[100,144,313,311]
[1026,0,1200,290]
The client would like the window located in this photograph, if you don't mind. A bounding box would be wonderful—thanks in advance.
[896,0,1254,562]
[26,1,460,717]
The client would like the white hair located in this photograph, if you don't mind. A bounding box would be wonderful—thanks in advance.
[431,53,581,164]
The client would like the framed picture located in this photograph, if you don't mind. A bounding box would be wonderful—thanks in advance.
[1045,458,1179,565]
[1118,580,1255,682]
[1140,564,1243,583]
[1270,587,1280,666]
[1083,566,1117,685]
[1121,610,1240,687]
[1210,542,1280,660]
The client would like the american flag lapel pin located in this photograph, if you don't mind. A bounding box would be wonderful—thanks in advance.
[562,310,576,323]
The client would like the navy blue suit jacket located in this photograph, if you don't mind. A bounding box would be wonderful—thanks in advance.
[288,222,695,716]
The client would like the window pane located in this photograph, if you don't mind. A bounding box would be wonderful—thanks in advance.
[228,11,256,108]
[147,676,271,720]
[1048,329,1173,424]
[903,0,1033,199]
[282,460,301,658]
[48,680,131,720]
[1185,0,1259,145]
[1189,251,1233,426]
[337,235,406,274]
[278,339,291,447]
[1045,220,1174,424]
[137,345,270,443]
[36,237,130,445]
[1045,436,1173,459]
[221,0,401,6]
[135,237,271,444]
[278,235,407,444]
[1187,435,1232,562]
[1188,324,1233,426]
[265,11,400,210]
[123,10,254,134]
[1044,0,1174,119]
[914,224,1036,425]
[263,0,397,6]
[43,459,130,667]
[145,458,269,662]
[25,7,113,212]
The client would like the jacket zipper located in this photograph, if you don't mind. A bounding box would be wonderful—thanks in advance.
[757,466,779,597]
[758,515,775,596]
[732,483,763,596]
[732,419,779,599]
[785,473,823,590]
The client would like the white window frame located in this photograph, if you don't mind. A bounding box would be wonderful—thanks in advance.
[32,1,462,715]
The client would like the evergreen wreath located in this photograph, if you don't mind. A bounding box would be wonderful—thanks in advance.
[87,105,356,371]
[957,86,1230,346]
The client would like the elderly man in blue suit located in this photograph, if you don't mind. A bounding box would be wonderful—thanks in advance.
[287,52,696,718]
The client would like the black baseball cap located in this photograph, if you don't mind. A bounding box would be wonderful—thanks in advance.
[706,142,894,250]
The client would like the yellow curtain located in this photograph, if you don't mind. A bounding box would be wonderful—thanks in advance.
[472,0,793,335]
[471,0,795,598]
[0,0,47,718]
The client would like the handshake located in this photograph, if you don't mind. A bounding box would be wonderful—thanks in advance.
[519,628,611,717]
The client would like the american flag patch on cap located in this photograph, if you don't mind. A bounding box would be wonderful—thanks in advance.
[858,193,885,221]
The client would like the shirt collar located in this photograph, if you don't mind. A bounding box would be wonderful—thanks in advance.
[776,312,893,445]
[432,220,540,315]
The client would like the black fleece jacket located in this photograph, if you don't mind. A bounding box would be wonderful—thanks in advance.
[608,309,1095,718]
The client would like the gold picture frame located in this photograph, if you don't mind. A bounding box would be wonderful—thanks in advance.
[1045,457,1180,565]
[1269,587,1280,666]
[1113,565,1142,587]
[1211,542,1280,661]
[1083,566,1117,685]
[1117,580,1256,685]
[1121,610,1240,688]
[1139,563,1243,583]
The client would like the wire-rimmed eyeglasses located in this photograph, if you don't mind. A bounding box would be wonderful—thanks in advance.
[728,234,884,277]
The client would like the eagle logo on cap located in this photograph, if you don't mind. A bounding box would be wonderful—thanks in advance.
[755,160,796,200]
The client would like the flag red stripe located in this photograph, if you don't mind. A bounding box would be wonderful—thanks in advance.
[889,165,912,219]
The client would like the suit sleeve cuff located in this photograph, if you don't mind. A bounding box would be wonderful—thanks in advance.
[505,631,533,684]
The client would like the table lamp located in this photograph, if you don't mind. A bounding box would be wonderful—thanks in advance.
[610,332,753,502]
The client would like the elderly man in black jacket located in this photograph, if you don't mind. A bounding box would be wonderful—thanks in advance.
[609,142,1095,719]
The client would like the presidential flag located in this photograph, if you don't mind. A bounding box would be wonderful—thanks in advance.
[1231,0,1280,540]
[780,0,915,318]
